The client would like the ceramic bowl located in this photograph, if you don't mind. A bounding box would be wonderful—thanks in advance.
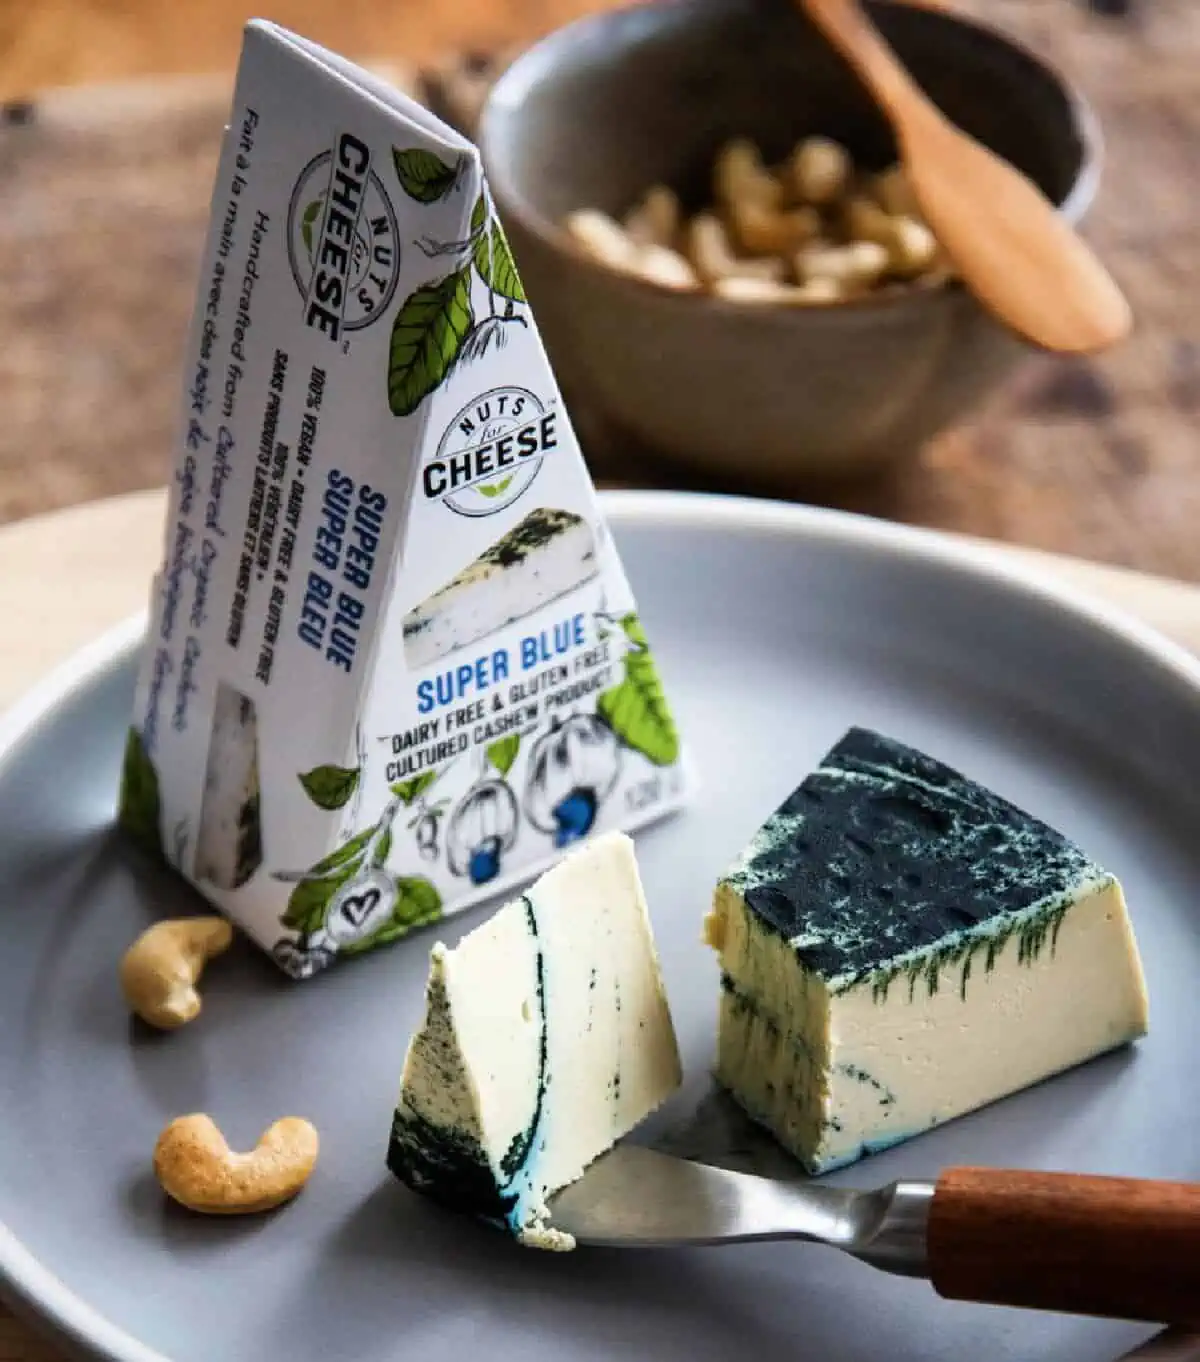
[479,0,1100,486]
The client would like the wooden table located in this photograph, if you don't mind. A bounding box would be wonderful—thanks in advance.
[0,0,628,101]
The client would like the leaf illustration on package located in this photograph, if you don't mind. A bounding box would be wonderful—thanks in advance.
[392,148,464,204]
[470,193,526,302]
[390,770,439,805]
[118,726,165,861]
[404,190,529,384]
[279,823,393,933]
[596,614,681,767]
[386,268,474,416]
[298,763,360,810]
[300,195,325,257]
[486,733,522,776]
[456,192,530,365]
[476,475,514,499]
[618,611,648,649]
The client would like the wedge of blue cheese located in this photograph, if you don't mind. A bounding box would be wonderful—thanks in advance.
[194,682,263,890]
[402,506,599,669]
[704,727,1150,1175]
[388,829,682,1247]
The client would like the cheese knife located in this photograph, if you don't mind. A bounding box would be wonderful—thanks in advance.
[548,1146,1200,1326]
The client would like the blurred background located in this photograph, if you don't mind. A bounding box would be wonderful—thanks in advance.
[1,0,1196,574]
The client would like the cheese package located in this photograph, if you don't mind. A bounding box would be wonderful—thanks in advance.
[118,21,689,978]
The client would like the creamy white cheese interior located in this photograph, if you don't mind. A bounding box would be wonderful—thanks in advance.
[705,727,1150,1174]
[402,506,598,670]
[195,682,262,890]
[388,829,682,1246]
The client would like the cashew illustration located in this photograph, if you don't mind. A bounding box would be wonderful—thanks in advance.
[120,916,234,1029]
[153,1114,320,1215]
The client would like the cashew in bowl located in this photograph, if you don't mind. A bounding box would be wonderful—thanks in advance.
[565,207,699,291]
[886,216,939,278]
[714,138,783,210]
[635,243,700,291]
[564,209,642,273]
[623,184,681,248]
[713,275,842,305]
[120,916,234,1030]
[873,163,922,220]
[687,214,784,285]
[788,135,851,206]
[843,194,896,248]
[564,136,952,307]
[154,1114,320,1215]
[729,199,821,256]
[796,240,888,291]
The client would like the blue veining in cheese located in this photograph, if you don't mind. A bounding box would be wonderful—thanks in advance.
[387,830,681,1247]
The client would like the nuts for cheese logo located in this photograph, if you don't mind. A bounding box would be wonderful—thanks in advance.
[288,133,401,341]
[424,386,557,518]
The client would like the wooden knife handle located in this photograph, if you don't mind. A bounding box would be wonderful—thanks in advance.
[927,1167,1200,1325]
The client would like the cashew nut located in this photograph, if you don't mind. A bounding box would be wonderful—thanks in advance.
[120,916,233,1029]
[154,1114,320,1214]
[686,213,784,284]
[873,163,922,221]
[564,209,641,273]
[796,239,889,292]
[623,184,681,249]
[729,199,820,256]
[714,138,782,210]
[714,275,842,305]
[630,243,700,291]
[566,209,697,291]
[886,215,939,277]
[788,135,851,205]
[844,194,896,247]
[794,276,843,304]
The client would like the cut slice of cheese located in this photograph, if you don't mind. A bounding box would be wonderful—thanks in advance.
[388,830,682,1247]
[195,682,263,890]
[401,506,598,669]
[705,727,1150,1174]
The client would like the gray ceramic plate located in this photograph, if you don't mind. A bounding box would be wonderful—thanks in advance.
[2,491,1199,1362]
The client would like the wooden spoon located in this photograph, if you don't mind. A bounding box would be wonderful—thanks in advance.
[801,0,1132,354]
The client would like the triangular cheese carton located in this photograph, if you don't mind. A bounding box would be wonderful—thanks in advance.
[119,21,689,978]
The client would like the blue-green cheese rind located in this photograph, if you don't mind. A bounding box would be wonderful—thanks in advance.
[724,726,1102,993]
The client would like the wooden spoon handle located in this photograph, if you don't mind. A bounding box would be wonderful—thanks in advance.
[928,1167,1200,1326]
